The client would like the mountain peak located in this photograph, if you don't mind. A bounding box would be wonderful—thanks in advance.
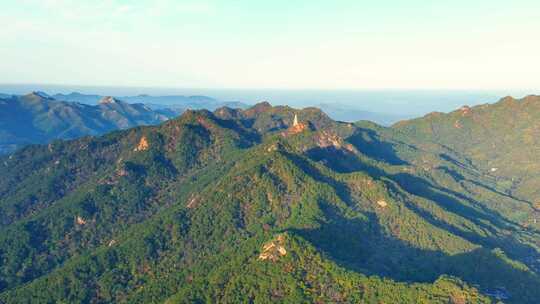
[99,96,120,104]
[499,96,518,104]
[522,95,540,103]
[68,92,85,96]
[493,95,540,108]
[33,91,50,98]
[249,101,272,111]
[214,106,241,119]
[25,91,53,100]
[176,108,215,123]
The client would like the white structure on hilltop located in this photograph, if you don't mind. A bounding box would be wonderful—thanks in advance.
[293,114,299,127]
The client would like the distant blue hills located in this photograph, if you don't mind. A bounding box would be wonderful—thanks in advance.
[0,91,250,155]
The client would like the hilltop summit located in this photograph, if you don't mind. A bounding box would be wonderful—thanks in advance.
[99,96,120,104]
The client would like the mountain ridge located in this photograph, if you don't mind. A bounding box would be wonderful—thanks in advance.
[393,94,540,203]
[1,101,540,303]
[0,93,172,155]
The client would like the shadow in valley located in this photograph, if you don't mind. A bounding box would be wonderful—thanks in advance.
[305,146,364,174]
[281,150,353,206]
[391,172,511,232]
[347,128,409,166]
[301,128,540,280]
[291,205,540,302]
[361,165,539,272]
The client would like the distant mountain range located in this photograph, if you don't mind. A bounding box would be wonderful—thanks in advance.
[51,91,247,110]
[0,92,249,154]
[0,91,414,155]
[316,103,407,125]
[52,92,401,124]
[0,92,173,154]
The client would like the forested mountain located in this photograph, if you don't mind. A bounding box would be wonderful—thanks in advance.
[394,95,540,205]
[1,101,539,303]
[0,93,173,154]
[51,91,404,125]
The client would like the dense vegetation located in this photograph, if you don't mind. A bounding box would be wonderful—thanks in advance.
[394,95,540,204]
[1,101,540,303]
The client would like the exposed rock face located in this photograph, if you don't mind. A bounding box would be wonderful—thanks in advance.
[99,96,118,104]
[267,143,280,152]
[258,234,287,262]
[376,200,388,208]
[76,216,87,225]
[460,105,471,116]
[315,131,355,152]
[288,122,308,134]
[134,136,149,151]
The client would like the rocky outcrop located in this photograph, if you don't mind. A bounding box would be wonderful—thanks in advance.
[99,96,118,104]
[315,131,355,152]
[134,136,149,152]
[376,200,388,208]
[258,234,287,262]
[459,105,471,116]
[76,216,87,225]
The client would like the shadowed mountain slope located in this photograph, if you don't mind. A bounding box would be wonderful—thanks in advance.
[0,93,173,154]
[394,95,540,211]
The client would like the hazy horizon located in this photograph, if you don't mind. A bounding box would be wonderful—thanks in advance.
[3,0,540,121]
[3,1,540,90]
[1,83,534,121]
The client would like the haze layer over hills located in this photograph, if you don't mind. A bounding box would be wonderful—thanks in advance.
[0,92,248,155]
[1,97,540,303]
[0,92,172,154]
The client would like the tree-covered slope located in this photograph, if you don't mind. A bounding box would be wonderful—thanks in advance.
[393,95,540,218]
[1,103,539,303]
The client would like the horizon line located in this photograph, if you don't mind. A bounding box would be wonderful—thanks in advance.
[1,82,538,93]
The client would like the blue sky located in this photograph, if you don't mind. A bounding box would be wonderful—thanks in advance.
[2,0,540,89]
